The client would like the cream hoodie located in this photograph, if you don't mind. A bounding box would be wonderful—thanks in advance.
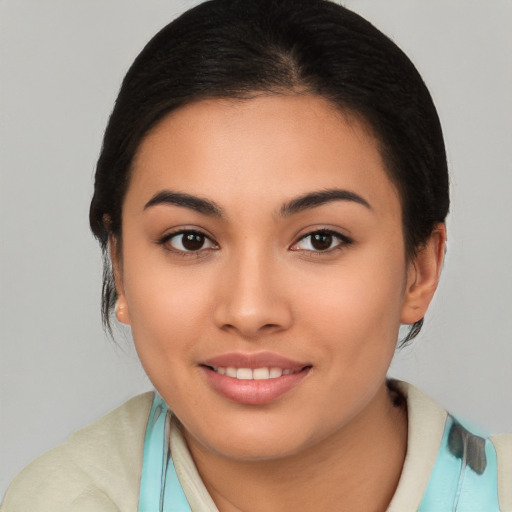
[2,382,511,511]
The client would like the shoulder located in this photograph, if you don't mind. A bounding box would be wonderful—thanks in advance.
[490,432,512,511]
[2,392,154,512]
[388,380,512,512]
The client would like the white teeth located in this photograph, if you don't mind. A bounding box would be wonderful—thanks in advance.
[269,367,283,378]
[253,367,270,380]
[213,366,297,380]
[236,368,253,380]
[226,367,237,378]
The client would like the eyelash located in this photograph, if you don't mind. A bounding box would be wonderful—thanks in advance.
[158,229,352,256]
[158,229,218,257]
[291,229,352,254]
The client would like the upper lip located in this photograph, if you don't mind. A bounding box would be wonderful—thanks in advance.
[201,351,310,370]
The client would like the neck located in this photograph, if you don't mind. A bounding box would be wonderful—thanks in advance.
[184,381,407,512]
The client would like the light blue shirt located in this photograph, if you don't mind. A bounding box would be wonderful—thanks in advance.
[138,393,501,512]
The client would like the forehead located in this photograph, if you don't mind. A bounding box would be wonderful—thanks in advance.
[127,94,400,216]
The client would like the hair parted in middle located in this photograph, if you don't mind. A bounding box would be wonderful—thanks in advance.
[89,0,449,344]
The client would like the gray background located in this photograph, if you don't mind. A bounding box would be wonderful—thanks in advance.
[1,0,511,498]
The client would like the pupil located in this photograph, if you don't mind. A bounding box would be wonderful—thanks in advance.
[182,233,204,251]
[311,233,332,251]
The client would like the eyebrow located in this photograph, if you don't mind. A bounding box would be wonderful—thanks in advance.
[144,190,223,217]
[279,189,372,216]
[143,187,371,218]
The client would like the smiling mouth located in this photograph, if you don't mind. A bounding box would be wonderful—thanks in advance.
[205,366,309,380]
[200,363,312,404]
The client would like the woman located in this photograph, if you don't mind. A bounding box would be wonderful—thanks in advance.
[2,0,510,510]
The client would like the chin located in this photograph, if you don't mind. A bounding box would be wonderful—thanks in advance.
[181,410,325,463]
[201,434,310,462]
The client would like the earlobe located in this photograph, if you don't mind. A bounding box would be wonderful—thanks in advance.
[401,223,446,325]
[115,297,131,325]
[109,235,131,325]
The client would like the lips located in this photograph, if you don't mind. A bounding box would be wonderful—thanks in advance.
[200,352,311,405]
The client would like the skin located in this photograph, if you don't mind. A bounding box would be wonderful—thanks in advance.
[113,94,445,511]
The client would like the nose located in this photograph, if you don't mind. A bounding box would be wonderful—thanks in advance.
[212,249,293,339]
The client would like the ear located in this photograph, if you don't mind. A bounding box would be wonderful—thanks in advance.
[401,223,446,325]
[109,235,131,326]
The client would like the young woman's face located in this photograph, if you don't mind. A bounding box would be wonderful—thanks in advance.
[116,95,431,461]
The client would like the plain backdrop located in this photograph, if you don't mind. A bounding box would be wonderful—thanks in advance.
[1,0,511,498]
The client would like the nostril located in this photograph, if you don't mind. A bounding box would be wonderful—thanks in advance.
[212,295,293,337]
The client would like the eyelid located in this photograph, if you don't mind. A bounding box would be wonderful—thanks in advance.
[158,228,219,254]
[156,226,351,255]
[290,228,352,252]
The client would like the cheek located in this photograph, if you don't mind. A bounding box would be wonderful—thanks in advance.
[123,263,213,410]
[302,252,405,332]
[121,248,214,362]
[300,249,406,373]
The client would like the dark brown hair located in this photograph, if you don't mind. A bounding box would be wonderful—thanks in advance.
[89,0,449,345]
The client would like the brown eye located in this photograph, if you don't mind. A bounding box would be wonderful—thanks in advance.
[292,230,351,252]
[311,232,333,251]
[166,231,217,252]
[182,233,205,250]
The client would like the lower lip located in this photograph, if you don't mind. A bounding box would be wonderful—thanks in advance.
[201,366,311,405]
